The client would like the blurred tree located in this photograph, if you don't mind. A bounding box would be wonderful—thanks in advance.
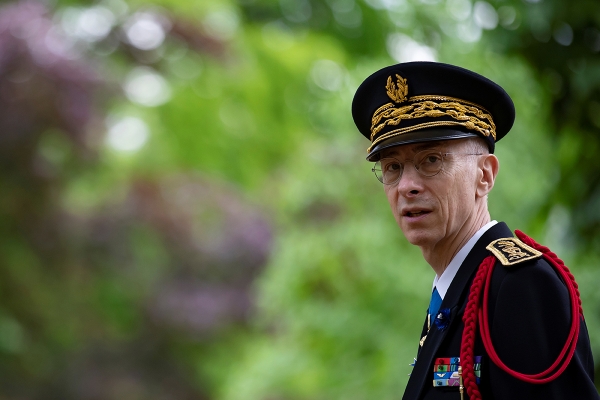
[487,0,600,252]
[0,1,272,399]
[249,0,600,251]
[1,0,599,399]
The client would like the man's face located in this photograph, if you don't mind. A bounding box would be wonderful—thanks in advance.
[380,140,481,251]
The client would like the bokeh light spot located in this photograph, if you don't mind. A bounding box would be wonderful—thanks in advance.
[473,1,498,30]
[43,26,81,62]
[77,6,115,42]
[280,0,312,23]
[106,116,149,152]
[446,0,471,21]
[124,66,172,107]
[386,33,437,63]
[584,28,600,52]
[498,6,517,29]
[554,22,573,46]
[531,19,551,42]
[124,12,168,50]
[457,20,482,42]
[10,15,42,39]
[203,8,240,40]
[167,54,202,80]
[262,21,296,51]
[332,4,362,29]
[310,60,344,92]
[101,0,129,19]
[365,0,405,10]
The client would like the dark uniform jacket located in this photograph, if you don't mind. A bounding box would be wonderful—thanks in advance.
[403,222,599,400]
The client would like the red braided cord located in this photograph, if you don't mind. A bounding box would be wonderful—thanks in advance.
[515,230,583,317]
[461,230,583,398]
[479,248,580,383]
[460,255,495,400]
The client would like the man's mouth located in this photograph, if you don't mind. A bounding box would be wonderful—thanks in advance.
[404,210,429,217]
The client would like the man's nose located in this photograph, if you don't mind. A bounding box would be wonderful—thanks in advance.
[395,163,421,196]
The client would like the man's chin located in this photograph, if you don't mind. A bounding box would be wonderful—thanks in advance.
[402,231,433,248]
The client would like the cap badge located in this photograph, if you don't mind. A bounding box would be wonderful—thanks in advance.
[386,74,408,103]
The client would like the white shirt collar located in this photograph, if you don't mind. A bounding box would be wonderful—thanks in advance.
[432,220,497,300]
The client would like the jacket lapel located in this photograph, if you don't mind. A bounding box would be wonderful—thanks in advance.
[402,222,513,400]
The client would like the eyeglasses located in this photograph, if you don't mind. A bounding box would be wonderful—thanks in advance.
[372,150,483,185]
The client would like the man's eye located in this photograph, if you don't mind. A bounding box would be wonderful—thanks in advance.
[385,162,401,172]
[422,154,442,165]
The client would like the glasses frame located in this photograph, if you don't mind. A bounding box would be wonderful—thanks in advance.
[372,151,483,185]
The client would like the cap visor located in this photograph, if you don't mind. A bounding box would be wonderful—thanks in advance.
[366,129,480,161]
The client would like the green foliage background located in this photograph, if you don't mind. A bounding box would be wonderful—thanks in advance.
[1,0,600,398]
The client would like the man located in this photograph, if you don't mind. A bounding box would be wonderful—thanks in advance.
[351,62,599,399]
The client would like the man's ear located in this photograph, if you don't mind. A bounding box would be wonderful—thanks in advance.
[476,154,499,198]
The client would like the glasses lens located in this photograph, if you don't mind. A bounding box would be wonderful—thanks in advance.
[415,151,444,176]
[374,158,403,184]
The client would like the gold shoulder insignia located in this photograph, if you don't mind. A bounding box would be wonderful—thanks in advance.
[486,237,543,267]
[386,74,408,103]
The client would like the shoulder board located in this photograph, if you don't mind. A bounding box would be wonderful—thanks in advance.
[486,237,543,267]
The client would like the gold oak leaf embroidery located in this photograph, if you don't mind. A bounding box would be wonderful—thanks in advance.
[486,238,542,266]
[496,241,529,261]
[386,74,408,103]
